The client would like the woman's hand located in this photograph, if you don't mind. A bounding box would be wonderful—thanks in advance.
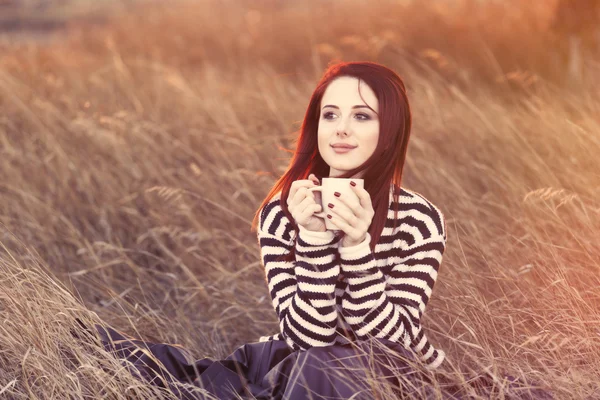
[287,174,326,232]
[325,182,374,247]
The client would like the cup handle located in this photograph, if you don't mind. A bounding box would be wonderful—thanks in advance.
[306,186,326,218]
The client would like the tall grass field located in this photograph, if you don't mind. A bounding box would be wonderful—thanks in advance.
[0,0,599,398]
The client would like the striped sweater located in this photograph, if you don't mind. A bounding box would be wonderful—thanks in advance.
[256,183,448,369]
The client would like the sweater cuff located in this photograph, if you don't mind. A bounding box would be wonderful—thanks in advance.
[297,225,337,246]
[425,350,445,370]
[338,233,377,276]
[338,232,371,259]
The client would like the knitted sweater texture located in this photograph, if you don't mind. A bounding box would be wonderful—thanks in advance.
[256,184,448,369]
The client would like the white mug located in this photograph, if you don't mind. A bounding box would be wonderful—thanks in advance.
[306,178,365,230]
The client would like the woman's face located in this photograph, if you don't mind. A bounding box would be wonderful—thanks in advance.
[317,76,380,178]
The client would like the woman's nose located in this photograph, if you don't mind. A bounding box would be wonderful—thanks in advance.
[335,117,351,136]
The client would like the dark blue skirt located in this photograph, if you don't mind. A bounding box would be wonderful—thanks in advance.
[86,322,461,399]
[73,320,551,400]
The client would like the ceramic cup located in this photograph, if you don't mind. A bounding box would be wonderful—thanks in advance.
[306,177,365,230]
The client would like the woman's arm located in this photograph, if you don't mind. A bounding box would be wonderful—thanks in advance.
[258,197,341,351]
[338,203,447,369]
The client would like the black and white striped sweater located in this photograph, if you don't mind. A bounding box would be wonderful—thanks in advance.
[256,184,447,369]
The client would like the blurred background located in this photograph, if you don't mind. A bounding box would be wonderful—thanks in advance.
[0,0,599,398]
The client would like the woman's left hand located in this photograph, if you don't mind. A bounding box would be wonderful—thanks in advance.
[325,182,375,247]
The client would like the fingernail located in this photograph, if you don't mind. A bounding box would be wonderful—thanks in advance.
[334,192,340,197]
[327,214,332,219]
[350,181,356,187]
[328,203,334,208]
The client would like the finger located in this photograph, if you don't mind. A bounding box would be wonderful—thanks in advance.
[290,186,310,210]
[327,200,358,228]
[333,190,362,218]
[289,180,309,206]
[299,194,316,211]
[288,181,299,207]
[326,212,359,238]
[302,203,323,221]
[288,181,315,208]
[298,197,321,222]
[351,183,373,213]
[308,174,320,185]
[292,196,313,224]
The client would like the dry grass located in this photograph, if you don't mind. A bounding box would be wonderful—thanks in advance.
[0,0,599,398]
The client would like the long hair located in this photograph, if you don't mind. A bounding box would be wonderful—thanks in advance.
[251,61,412,261]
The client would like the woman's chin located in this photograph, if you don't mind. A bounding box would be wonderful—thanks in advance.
[330,165,359,173]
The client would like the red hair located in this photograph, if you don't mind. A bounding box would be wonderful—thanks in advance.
[251,61,412,260]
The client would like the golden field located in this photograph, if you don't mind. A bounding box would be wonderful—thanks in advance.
[0,0,599,398]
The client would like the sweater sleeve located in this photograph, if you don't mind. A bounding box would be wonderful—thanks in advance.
[338,202,447,369]
[257,197,342,351]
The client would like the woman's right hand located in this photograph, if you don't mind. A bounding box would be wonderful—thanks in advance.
[287,173,326,232]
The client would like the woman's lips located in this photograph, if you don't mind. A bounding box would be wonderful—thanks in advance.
[332,146,355,154]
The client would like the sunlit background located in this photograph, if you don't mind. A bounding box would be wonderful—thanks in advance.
[0,0,599,398]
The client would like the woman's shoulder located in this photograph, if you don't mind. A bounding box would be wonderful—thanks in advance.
[259,191,283,220]
[258,191,294,238]
[393,185,436,208]
[390,185,447,240]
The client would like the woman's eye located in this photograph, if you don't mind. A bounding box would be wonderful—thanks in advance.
[322,112,370,121]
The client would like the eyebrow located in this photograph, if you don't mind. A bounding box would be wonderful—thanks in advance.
[321,105,372,110]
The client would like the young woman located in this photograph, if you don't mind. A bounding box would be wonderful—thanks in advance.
[249,61,449,397]
[82,61,457,399]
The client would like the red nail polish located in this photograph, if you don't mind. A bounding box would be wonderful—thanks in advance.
[328,203,334,208]
[350,181,356,187]
[334,192,340,197]
[327,214,332,219]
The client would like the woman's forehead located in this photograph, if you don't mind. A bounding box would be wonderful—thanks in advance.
[321,77,378,110]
